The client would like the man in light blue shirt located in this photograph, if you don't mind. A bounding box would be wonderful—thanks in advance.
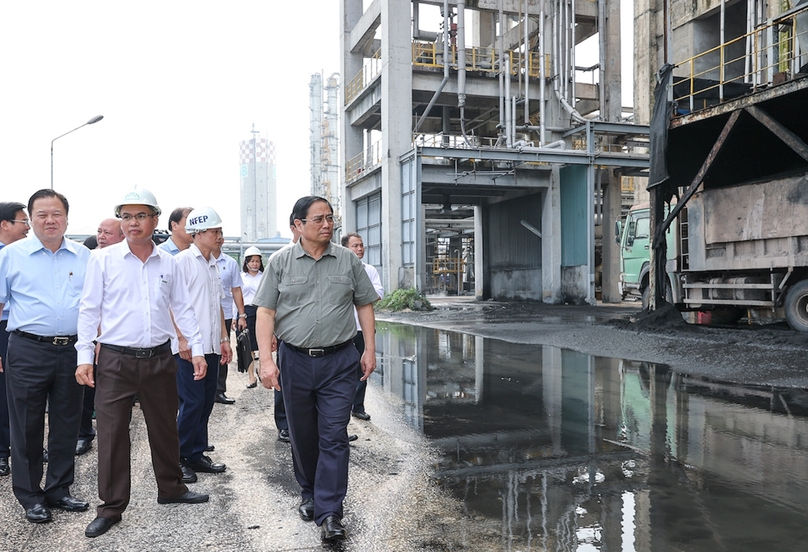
[0,201,30,479]
[0,189,91,524]
[158,206,193,256]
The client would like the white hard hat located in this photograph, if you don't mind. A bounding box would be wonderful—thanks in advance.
[185,206,223,234]
[244,246,262,257]
[115,187,161,217]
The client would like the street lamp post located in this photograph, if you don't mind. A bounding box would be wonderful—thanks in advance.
[50,115,104,189]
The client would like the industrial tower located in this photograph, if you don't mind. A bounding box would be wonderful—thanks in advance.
[309,72,342,221]
[239,127,277,241]
[340,0,649,303]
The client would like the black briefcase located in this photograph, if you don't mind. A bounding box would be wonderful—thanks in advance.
[236,329,252,373]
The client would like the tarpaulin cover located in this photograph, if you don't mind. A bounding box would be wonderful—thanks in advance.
[648,64,674,189]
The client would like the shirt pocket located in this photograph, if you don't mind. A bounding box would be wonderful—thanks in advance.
[327,275,354,305]
[154,274,172,306]
[279,275,309,303]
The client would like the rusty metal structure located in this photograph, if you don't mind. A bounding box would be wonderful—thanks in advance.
[647,2,808,329]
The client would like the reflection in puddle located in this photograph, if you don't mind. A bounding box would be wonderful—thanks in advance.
[373,322,808,551]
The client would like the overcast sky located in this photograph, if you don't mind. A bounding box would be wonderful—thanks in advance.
[0,1,340,237]
[0,2,633,238]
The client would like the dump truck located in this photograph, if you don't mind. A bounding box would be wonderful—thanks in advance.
[618,174,808,331]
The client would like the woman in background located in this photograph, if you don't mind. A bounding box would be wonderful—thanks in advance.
[240,246,264,388]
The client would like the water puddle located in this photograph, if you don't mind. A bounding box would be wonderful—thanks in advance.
[374,321,808,551]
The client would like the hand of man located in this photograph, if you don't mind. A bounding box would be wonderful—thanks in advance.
[271,334,278,353]
[260,357,281,391]
[179,336,192,361]
[191,355,207,380]
[76,363,95,387]
[237,317,247,331]
[220,341,233,365]
[359,349,376,381]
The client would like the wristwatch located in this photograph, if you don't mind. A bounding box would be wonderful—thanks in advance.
[238,313,247,319]
[220,337,229,343]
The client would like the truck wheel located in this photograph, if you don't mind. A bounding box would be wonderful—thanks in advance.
[641,287,650,310]
[785,280,808,332]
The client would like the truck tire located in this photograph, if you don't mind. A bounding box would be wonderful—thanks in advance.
[641,282,673,310]
[785,280,808,332]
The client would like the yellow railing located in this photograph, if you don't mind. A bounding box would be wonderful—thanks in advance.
[345,140,383,184]
[674,5,808,112]
[345,49,382,105]
[412,41,544,77]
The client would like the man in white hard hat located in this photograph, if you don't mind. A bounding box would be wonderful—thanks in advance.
[76,187,210,538]
[173,207,232,484]
[0,190,90,524]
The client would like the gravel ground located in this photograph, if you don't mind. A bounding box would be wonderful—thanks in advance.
[2,297,807,551]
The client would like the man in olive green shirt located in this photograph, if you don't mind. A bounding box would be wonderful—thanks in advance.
[254,196,377,543]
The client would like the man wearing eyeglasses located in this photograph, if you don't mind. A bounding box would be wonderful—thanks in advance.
[254,196,378,543]
[0,201,30,479]
[0,190,91,524]
[75,187,210,538]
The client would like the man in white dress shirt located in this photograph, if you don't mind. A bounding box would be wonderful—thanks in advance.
[76,188,210,538]
[173,207,232,484]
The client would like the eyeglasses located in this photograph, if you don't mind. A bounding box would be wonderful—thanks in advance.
[11,219,30,227]
[300,215,335,225]
[120,213,155,222]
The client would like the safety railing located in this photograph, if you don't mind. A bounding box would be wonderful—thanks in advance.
[674,4,808,113]
[412,41,544,77]
[345,48,382,105]
[345,140,383,184]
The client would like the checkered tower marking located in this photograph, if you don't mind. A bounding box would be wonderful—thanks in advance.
[239,138,273,165]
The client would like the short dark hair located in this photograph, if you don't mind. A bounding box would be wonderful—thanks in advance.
[242,254,265,273]
[168,207,193,232]
[28,189,69,216]
[292,196,332,222]
[0,202,26,224]
[341,232,362,247]
[289,212,295,228]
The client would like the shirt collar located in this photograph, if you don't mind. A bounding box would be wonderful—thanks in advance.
[25,234,81,256]
[293,240,337,260]
[120,240,159,260]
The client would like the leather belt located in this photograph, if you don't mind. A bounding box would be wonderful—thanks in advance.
[101,341,171,359]
[14,330,77,346]
[287,340,352,358]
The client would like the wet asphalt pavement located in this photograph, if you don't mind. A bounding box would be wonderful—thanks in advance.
[3,296,808,551]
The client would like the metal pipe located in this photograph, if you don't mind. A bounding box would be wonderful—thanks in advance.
[571,0,576,107]
[720,0,725,100]
[524,0,530,125]
[539,2,546,144]
[414,0,451,133]
[498,0,505,131]
[505,58,512,147]
[598,0,606,119]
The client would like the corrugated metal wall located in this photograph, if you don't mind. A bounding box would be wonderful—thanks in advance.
[486,194,543,270]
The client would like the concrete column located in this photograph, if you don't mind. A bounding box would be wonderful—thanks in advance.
[380,0,413,292]
[340,0,366,233]
[472,10,495,48]
[542,174,562,304]
[474,205,485,300]
[601,172,624,302]
[603,0,623,122]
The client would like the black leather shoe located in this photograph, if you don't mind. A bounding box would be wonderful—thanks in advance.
[26,503,52,523]
[0,457,9,476]
[321,515,347,542]
[277,429,290,443]
[47,495,89,512]
[75,438,93,456]
[188,454,226,473]
[246,381,257,389]
[298,497,314,522]
[42,448,48,463]
[352,410,371,421]
[85,516,120,537]
[157,490,210,504]
[204,444,215,452]
[214,393,235,405]
[179,460,197,483]
[348,434,358,442]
